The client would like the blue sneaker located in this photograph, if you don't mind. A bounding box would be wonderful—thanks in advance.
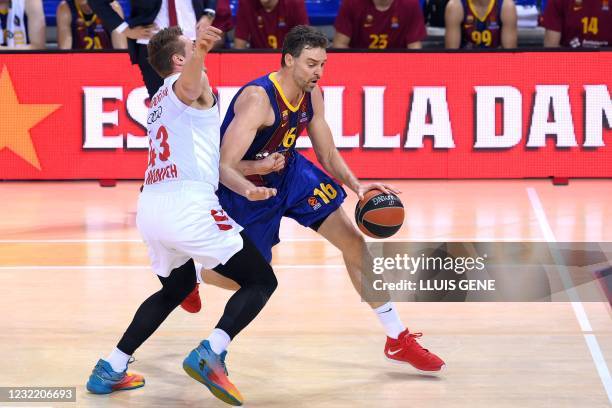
[183,340,244,406]
[86,358,145,394]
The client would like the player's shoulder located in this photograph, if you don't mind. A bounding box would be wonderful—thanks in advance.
[235,85,272,112]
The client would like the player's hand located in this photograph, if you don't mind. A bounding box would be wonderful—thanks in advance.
[196,15,214,30]
[356,183,401,200]
[196,25,223,53]
[125,24,158,40]
[245,187,277,201]
[257,152,285,175]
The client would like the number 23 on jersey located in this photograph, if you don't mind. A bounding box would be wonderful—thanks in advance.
[148,125,171,167]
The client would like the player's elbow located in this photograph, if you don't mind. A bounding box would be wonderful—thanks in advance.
[219,157,240,177]
[315,148,335,170]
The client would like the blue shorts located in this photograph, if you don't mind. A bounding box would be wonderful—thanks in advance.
[217,152,346,262]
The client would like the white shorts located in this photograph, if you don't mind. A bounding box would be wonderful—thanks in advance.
[137,181,243,277]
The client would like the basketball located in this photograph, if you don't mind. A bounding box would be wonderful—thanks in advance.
[354,189,404,238]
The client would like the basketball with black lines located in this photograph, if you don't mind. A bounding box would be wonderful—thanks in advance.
[354,190,404,238]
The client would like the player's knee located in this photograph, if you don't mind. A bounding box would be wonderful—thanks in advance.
[161,279,195,304]
[342,229,366,257]
[256,264,278,301]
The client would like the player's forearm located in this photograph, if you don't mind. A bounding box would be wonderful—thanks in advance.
[220,163,259,197]
[320,150,360,192]
[237,160,264,176]
[180,49,207,98]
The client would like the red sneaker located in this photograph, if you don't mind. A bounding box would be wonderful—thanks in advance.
[180,283,202,313]
[384,329,445,373]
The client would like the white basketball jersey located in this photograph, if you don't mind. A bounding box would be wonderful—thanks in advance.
[144,74,220,189]
[0,0,27,47]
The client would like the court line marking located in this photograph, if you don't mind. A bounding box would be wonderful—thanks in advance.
[527,187,612,404]
[0,237,543,243]
[0,264,347,270]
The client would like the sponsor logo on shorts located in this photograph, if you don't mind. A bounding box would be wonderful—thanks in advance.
[309,196,322,211]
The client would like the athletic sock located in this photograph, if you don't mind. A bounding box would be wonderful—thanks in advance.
[207,328,231,355]
[374,302,406,339]
[105,347,131,372]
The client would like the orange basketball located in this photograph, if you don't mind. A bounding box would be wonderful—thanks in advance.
[354,189,404,238]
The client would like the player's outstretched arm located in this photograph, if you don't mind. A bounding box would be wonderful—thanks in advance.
[307,86,400,199]
[307,86,359,191]
[220,87,277,201]
[174,25,222,105]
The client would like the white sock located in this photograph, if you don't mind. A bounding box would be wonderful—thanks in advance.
[195,262,203,284]
[374,302,406,339]
[207,328,231,355]
[105,347,131,372]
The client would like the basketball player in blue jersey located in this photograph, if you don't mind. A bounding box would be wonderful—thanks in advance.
[215,25,445,373]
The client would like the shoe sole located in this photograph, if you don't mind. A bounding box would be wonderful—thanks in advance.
[183,362,242,406]
[86,379,145,394]
[384,355,446,376]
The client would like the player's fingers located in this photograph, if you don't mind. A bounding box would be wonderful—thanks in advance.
[378,185,391,194]
[202,33,219,42]
[386,185,402,194]
[207,26,224,36]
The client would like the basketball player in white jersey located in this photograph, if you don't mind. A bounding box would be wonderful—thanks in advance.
[86,25,277,406]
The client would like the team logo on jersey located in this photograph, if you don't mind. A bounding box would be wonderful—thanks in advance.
[147,106,163,124]
[282,109,289,121]
[308,196,322,210]
[466,14,475,24]
[391,16,399,29]
[364,15,374,27]
[278,17,286,27]
[603,0,609,11]
[257,15,264,28]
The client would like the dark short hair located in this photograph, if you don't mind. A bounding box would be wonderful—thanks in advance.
[281,25,328,67]
[147,26,186,77]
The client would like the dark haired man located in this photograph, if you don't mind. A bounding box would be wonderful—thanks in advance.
[213,25,446,373]
[85,25,277,406]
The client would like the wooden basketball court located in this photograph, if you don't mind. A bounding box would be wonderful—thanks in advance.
[0,180,610,407]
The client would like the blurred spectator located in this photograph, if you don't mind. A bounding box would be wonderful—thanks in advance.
[233,0,309,49]
[332,0,426,49]
[90,0,217,98]
[212,0,233,47]
[542,0,611,47]
[426,0,450,27]
[0,0,45,49]
[445,0,517,48]
[56,0,127,49]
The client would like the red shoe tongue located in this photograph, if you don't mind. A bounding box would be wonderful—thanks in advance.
[398,329,410,340]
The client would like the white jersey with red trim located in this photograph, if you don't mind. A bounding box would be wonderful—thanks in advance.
[144,73,220,189]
